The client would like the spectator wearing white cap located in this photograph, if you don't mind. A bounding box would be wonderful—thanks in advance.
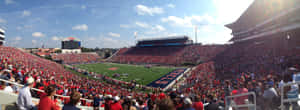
[183,98,195,110]
[110,96,123,110]
[16,77,36,110]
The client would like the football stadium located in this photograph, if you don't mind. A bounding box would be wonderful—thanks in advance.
[1,0,300,110]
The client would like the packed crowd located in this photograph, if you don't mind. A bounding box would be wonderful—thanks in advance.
[112,46,184,65]
[51,53,101,64]
[0,46,227,110]
[112,45,225,65]
[1,35,300,110]
[0,46,153,108]
[213,38,300,78]
[176,38,300,110]
[180,45,226,64]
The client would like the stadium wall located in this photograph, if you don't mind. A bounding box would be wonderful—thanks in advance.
[62,49,81,54]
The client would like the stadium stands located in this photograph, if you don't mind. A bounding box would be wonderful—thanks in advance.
[0,46,152,107]
[1,38,300,109]
[176,36,300,109]
[112,46,184,65]
[213,36,300,78]
[51,53,101,64]
[112,45,226,65]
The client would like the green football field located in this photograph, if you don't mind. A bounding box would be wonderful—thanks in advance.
[74,63,175,85]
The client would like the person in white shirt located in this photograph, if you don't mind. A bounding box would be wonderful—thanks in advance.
[16,77,36,110]
[3,83,14,93]
[263,82,279,110]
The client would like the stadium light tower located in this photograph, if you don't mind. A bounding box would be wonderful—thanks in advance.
[134,31,138,44]
[195,26,198,44]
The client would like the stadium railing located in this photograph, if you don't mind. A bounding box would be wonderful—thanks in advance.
[0,78,97,110]
[280,81,300,110]
[163,68,191,91]
[225,92,256,110]
[105,48,120,61]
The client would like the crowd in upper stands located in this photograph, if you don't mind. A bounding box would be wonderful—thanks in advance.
[51,53,100,64]
[112,45,226,65]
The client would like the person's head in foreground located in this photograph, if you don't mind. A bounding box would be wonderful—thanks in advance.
[183,97,193,109]
[26,77,35,88]
[157,97,176,110]
[45,85,56,97]
[63,92,81,110]
[69,92,81,105]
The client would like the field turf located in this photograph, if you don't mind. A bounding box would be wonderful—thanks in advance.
[74,63,175,85]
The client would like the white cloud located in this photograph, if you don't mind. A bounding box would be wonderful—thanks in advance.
[135,21,166,35]
[167,4,176,8]
[5,0,15,5]
[16,26,22,30]
[103,37,117,43]
[100,37,132,48]
[51,36,63,41]
[16,25,33,30]
[81,5,86,10]
[161,15,215,28]
[87,37,96,41]
[135,4,164,16]
[212,0,254,24]
[199,28,232,44]
[32,40,37,44]
[22,10,31,17]
[72,24,88,31]
[199,25,214,32]
[120,24,130,28]
[153,25,165,31]
[14,36,22,41]
[137,32,182,40]
[135,21,149,28]
[161,16,189,27]
[79,34,134,48]
[32,32,45,38]
[108,32,120,37]
[0,18,6,23]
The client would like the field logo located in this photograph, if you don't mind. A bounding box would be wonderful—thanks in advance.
[108,67,118,71]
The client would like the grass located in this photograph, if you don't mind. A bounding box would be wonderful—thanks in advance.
[74,63,175,85]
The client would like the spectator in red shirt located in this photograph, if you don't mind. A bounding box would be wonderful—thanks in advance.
[193,96,203,110]
[38,85,60,110]
[235,84,248,105]
[110,96,123,110]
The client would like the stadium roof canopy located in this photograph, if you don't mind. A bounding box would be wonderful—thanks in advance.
[226,0,300,42]
[137,36,190,42]
[63,37,80,41]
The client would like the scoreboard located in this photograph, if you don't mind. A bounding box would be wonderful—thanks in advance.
[62,40,81,49]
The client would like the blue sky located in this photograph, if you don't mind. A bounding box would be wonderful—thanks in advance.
[0,0,253,48]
